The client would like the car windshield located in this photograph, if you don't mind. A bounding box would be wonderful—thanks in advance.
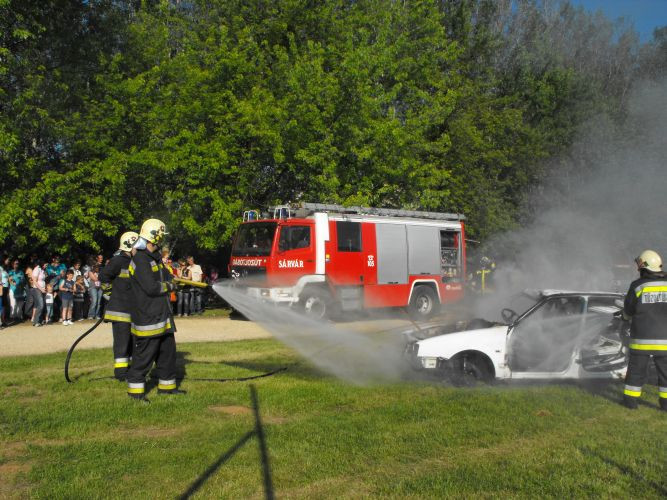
[507,291,542,318]
[232,222,277,256]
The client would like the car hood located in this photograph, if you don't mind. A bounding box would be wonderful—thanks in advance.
[416,325,508,359]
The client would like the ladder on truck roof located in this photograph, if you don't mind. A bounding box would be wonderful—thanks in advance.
[294,202,465,221]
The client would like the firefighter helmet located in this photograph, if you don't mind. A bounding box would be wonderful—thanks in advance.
[119,231,139,252]
[139,218,168,245]
[635,250,662,272]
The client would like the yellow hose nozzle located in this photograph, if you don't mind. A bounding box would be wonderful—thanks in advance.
[173,277,209,288]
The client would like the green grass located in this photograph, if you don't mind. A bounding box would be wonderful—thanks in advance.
[1,339,665,499]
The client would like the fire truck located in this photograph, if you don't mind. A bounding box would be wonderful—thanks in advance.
[229,203,466,320]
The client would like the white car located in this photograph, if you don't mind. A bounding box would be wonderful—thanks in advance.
[404,290,629,384]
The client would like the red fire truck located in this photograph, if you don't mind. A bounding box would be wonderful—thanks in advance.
[229,203,466,320]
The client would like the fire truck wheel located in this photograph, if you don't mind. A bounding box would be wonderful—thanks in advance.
[300,287,332,320]
[408,285,440,320]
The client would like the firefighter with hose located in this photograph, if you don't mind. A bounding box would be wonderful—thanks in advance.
[622,250,667,411]
[126,218,182,403]
[100,231,138,381]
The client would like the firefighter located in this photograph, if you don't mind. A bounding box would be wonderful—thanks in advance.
[100,231,138,381]
[622,249,667,411]
[126,218,181,403]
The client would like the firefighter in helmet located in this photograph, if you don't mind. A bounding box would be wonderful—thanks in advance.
[100,231,138,380]
[622,250,667,411]
[125,219,181,402]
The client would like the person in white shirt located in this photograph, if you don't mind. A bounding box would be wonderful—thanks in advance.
[186,256,203,314]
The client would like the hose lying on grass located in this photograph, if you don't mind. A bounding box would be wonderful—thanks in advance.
[64,317,106,383]
[87,367,289,383]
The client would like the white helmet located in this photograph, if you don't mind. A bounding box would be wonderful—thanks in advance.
[119,231,139,252]
[635,250,662,273]
[139,218,168,245]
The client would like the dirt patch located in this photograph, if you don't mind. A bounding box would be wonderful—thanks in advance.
[536,409,553,417]
[263,416,289,425]
[29,438,70,447]
[209,405,252,416]
[0,462,32,497]
[116,427,181,439]
[1,442,28,459]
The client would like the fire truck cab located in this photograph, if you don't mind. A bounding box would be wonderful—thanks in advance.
[229,203,466,320]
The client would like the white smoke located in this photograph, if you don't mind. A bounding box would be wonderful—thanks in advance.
[213,281,413,384]
[477,79,667,319]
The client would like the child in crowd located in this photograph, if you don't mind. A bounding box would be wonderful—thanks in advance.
[44,284,55,325]
[59,270,75,325]
[73,276,86,321]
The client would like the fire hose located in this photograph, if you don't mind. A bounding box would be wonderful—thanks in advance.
[64,316,106,383]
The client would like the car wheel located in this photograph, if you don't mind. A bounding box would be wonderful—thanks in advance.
[449,353,492,386]
[408,285,440,320]
[300,288,332,320]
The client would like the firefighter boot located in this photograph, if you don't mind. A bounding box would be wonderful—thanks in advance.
[622,395,638,410]
[128,393,150,404]
[157,388,187,395]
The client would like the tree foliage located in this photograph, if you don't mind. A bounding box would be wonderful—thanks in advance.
[0,0,663,256]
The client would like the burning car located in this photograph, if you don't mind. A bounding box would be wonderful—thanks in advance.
[404,290,629,384]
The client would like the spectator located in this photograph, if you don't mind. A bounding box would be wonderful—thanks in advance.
[0,258,9,326]
[187,256,203,315]
[73,276,86,321]
[69,260,82,280]
[46,255,66,287]
[161,249,177,311]
[87,264,102,319]
[176,258,190,317]
[44,283,56,325]
[30,261,46,326]
[8,259,27,321]
[54,269,66,322]
[0,262,6,328]
[59,270,75,325]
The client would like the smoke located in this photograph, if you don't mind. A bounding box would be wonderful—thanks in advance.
[213,281,413,384]
[477,78,667,319]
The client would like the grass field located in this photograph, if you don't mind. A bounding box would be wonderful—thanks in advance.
[1,339,665,499]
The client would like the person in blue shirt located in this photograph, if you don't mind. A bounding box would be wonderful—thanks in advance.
[8,259,26,321]
[46,255,67,287]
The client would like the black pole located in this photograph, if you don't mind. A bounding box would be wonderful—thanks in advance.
[250,384,275,500]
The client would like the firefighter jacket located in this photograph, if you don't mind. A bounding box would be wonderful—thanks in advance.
[100,251,133,323]
[128,248,175,337]
[623,271,667,356]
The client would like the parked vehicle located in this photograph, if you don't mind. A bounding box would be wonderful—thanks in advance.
[229,203,467,320]
[404,290,629,384]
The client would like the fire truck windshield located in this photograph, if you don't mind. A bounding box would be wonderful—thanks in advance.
[232,222,277,256]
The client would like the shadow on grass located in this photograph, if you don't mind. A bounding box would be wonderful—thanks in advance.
[178,385,275,500]
[174,351,327,382]
[574,380,662,411]
[580,446,667,496]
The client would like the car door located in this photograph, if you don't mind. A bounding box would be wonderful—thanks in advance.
[507,296,585,376]
[579,296,628,373]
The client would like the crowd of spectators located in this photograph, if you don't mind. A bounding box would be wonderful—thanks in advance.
[0,252,219,329]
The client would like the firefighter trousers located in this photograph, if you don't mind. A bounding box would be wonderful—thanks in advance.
[112,322,133,380]
[126,333,177,397]
[623,352,667,410]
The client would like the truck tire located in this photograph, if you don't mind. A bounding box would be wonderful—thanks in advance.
[408,285,440,320]
[300,287,332,321]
